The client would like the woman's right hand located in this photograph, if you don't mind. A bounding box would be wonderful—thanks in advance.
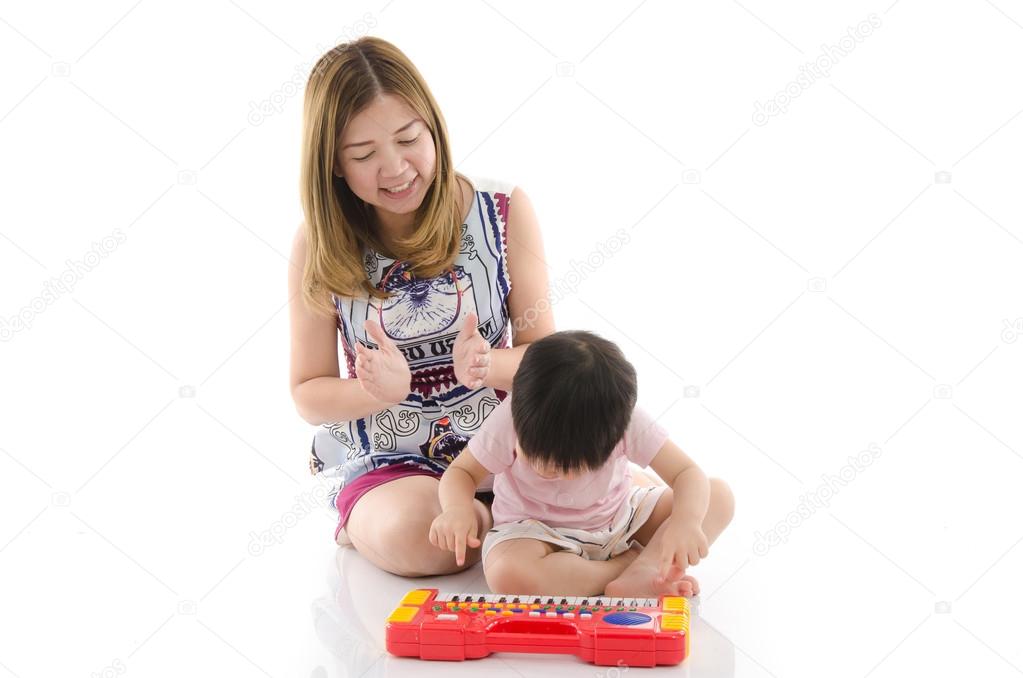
[429,505,481,566]
[354,319,411,406]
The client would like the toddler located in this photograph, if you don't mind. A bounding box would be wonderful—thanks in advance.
[428,330,734,596]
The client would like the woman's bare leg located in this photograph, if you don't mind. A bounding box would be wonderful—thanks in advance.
[484,537,641,596]
[344,475,493,577]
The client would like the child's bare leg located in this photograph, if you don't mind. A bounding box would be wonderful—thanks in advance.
[485,537,641,596]
[607,478,735,597]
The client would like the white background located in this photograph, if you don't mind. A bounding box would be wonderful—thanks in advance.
[2,1,1022,676]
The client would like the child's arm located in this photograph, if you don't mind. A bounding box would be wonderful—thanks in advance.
[429,449,492,566]
[648,439,711,577]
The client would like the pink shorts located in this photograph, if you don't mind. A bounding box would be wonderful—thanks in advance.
[334,465,442,542]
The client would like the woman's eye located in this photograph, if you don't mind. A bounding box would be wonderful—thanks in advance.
[399,135,420,145]
[353,152,373,162]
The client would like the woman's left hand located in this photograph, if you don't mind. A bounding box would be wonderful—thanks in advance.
[453,311,491,390]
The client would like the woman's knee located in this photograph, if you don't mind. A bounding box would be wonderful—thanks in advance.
[346,478,490,576]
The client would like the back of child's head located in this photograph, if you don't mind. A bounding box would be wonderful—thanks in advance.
[511,330,637,473]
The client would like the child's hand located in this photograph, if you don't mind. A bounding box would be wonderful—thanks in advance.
[453,311,490,390]
[355,319,411,405]
[429,505,481,566]
[658,516,709,580]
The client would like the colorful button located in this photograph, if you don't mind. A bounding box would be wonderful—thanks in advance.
[436,614,459,621]
[485,610,497,616]
[662,596,687,613]
[387,606,419,623]
[529,611,541,617]
[564,613,575,619]
[580,613,592,620]
[661,614,688,631]
[400,590,431,606]
[603,612,652,626]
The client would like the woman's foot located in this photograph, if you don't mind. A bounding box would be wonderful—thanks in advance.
[605,557,699,598]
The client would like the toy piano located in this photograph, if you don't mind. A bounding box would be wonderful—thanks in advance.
[385,589,690,667]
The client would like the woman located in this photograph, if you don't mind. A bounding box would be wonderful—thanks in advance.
[289,36,555,576]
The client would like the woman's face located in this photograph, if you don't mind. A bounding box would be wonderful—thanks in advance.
[334,93,436,233]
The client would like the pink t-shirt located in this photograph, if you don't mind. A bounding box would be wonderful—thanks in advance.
[467,395,671,531]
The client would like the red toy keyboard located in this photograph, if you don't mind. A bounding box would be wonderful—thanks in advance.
[385,589,690,667]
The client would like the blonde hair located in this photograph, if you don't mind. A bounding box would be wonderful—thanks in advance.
[299,36,466,316]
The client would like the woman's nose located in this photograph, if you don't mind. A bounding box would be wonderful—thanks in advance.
[379,147,408,179]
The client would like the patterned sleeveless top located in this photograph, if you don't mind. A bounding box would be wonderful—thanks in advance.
[311,175,515,498]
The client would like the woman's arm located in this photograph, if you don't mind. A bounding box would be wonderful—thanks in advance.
[481,187,556,391]
[288,225,397,424]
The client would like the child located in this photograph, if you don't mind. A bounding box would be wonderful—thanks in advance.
[428,330,735,596]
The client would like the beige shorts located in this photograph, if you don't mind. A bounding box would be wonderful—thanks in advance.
[482,484,668,565]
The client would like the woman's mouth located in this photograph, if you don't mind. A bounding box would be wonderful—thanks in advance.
[380,175,418,199]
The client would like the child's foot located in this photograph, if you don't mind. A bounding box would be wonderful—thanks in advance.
[605,558,699,598]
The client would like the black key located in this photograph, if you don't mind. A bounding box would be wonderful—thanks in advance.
[512,597,520,604]
[498,597,507,603]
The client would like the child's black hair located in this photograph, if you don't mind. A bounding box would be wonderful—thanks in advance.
[510,330,637,473]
